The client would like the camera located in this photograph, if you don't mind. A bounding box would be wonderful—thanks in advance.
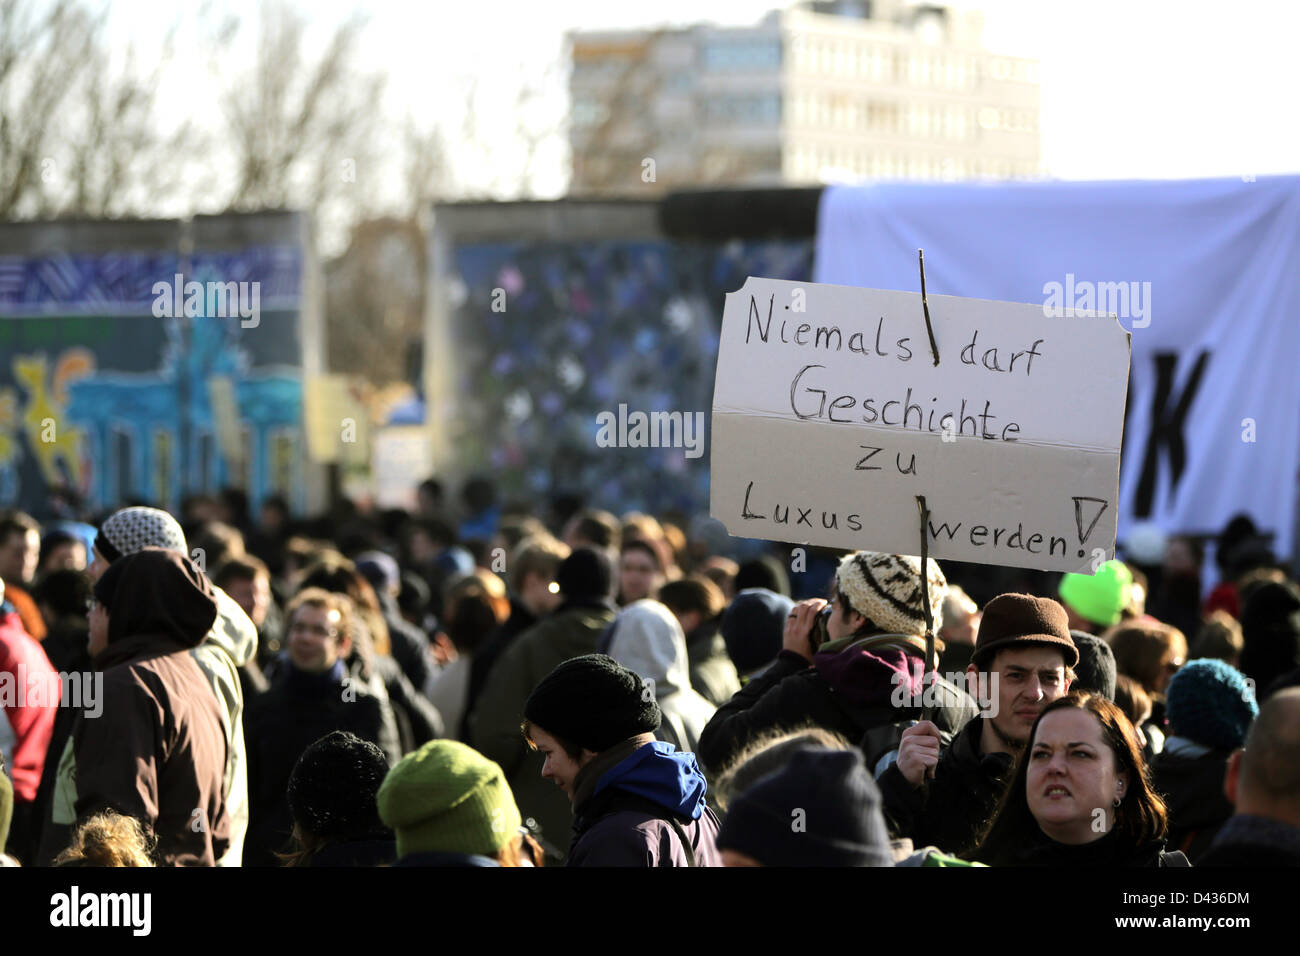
[810,603,833,651]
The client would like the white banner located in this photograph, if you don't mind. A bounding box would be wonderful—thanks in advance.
[814,177,1300,559]
[710,277,1130,573]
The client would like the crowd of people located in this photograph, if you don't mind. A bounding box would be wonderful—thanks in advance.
[1,482,1298,867]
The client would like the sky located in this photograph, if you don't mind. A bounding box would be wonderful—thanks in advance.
[99,0,1300,201]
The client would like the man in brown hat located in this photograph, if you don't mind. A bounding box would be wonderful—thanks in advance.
[878,592,1078,856]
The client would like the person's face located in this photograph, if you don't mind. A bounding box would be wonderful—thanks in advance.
[43,540,86,573]
[89,546,111,582]
[226,574,271,629]
[982,646,1071,744]
[619,550,660,603]
[531,725,594,802]
[88,599,110,657]
[0,529,39,584]
[522,571,562,616]
[287,604,345,674]
[1026,708,1128,844]
[825,589,865,642]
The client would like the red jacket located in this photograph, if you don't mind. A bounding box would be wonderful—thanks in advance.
[0,607,59,801]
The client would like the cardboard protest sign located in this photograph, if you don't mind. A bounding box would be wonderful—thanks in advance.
[710,277,1131,573]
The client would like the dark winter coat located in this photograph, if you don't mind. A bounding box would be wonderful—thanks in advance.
[368,653,443,751]
[1197,814,1300,867]
[568,737,721,867]
[685,620,741,708]
[1151,742,1235,861]
[380,594,433,693]
[392,850,500,867]
[469,601,617,858]
[697,634,979,776]
[978,826,1185,867]
[305,837,397,867]
[879,716,1014,857]
[461,598,537,739]
[243,661,400,867]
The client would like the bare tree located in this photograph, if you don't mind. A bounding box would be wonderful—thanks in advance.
[402,114,456,216]
[216,0,386,251]
[0,0,98,218]
[0,0,199,219]
[57,30,197,218]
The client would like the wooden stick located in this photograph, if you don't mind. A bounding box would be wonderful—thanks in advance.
[918,249,940,367]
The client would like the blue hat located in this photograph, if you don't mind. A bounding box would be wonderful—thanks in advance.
[1166,659,1258,750]
[355,551,400,595]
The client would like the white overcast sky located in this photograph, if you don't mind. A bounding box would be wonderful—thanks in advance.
[103,0,1300,196]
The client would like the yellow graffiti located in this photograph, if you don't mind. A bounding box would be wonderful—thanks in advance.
[12,352,92,488]
[0,388,16,467]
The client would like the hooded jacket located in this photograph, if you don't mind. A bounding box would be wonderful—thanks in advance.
[684,619,741,708]
[606,600,717,754]
[568,737,721,867]
[72,549,231,866]
[40,562,258,867]
[469,600,617,859]
[697,630,978,776]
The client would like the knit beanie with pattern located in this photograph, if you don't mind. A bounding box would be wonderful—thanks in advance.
[833,551,947,637]
[95,506,187,563]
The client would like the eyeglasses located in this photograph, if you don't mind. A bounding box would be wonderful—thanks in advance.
[289,621,339,639]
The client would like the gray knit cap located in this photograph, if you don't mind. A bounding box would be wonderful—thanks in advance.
[96,507,187,563]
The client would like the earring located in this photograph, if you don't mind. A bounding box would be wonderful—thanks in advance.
[1113,795,1122,808]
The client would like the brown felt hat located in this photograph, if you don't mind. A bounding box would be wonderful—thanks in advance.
[972,593,1079,670]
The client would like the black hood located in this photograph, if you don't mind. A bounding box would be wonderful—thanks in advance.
[94,547,217,649]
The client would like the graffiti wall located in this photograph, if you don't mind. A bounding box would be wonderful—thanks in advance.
[0,215,310,517]
[447,236,813,516]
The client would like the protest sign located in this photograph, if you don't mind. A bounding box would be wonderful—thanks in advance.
[710,277,1131,573]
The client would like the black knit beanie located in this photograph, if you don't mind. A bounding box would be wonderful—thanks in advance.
[1070,631,1117,701]
[717,747,893,867]
[554,548,614,603]
[524,654,660,753]
[288,731,393,840]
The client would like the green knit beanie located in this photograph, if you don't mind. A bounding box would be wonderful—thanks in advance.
[1058,559,1133,628]
[376,740,522,859]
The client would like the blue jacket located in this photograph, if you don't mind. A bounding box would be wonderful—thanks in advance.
[567,739,721,867]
